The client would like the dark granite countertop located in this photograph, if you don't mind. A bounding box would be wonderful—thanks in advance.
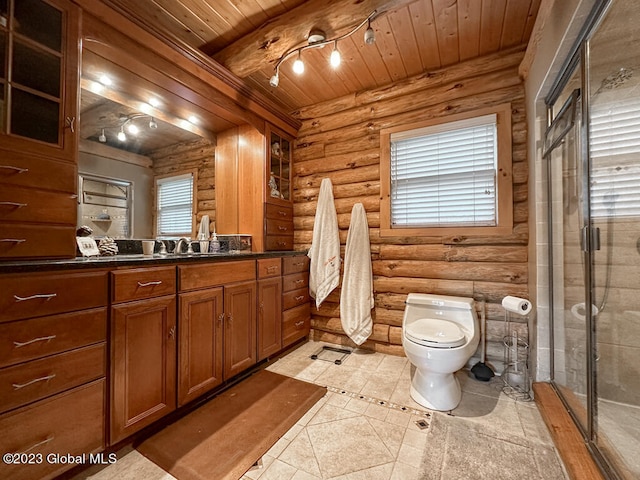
[0,251,308,273]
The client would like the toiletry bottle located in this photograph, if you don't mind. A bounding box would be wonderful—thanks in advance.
[209,232,220,253]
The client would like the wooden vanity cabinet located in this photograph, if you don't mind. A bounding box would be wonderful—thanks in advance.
[109,266,177,445]
[0,269,107,480]
[0,0,80,260]
[281,255,311,348]
[257,258,282,361]
[177,261,256,406]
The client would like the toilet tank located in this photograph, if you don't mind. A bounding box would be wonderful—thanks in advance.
[403,293,477,331]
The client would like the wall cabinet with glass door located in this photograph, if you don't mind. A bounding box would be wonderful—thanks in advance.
[0,0,80,259]
[265,124,294,251]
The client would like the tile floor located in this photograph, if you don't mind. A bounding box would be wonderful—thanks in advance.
[73,340,569,480]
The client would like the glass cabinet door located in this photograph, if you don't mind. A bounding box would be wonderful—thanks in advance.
[0,0,78,159]
[267,125,292,203]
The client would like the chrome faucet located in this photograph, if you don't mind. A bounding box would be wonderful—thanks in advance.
[175,237,193,254]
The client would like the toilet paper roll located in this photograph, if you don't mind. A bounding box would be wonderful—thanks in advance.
[501,296,532,315]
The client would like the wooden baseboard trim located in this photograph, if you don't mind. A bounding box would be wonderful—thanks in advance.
[532,382,605,480]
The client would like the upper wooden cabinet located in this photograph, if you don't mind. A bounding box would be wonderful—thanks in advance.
[216,123,295,252]
[0,0,80,160]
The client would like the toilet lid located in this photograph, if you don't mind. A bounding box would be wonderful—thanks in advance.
[405,318,466,348]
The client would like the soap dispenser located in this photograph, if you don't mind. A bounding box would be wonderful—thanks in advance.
[209,229,220,253]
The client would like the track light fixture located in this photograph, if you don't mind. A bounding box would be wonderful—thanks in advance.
[117,126,126,142]
[269,10,377,88]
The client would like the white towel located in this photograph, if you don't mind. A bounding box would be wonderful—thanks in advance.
[308,178,341,309]
[340,203,373,345]
[197,215,210,240]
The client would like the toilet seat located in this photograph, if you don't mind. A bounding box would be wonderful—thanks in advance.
[405,318,466,348]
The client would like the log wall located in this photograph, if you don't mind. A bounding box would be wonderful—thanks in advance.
[291,46,529,368]
[151,137,217,236]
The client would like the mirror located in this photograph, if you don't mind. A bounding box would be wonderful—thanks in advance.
[78,48,224,239]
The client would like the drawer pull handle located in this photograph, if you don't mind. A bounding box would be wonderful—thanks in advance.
[278,226,288,231]
[266,266,278,273]
[227,313,233,324]
[1,238,26,244]
[218,313,225,325]
[168,326,176,339]
[14,293,57,302]
[295,295,305,301]
[0,165,29,174]
[278,211,287,216]
[295,279,304,285]
[13,335,56,348]
[21,436,54,454]
[13,374,56,390]
[0,201,27,208]
[137,280,162,287]
[295,321,304,327]
[293,262,304,266]
[278,242,287,247]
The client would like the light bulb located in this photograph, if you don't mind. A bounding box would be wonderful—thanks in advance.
[98,129,106,143]
[330,42,341,68]
[270,73,280,87]
[188,115,199,124]
[364,19,375,44]
[99,74,112,86]
[293,52,304,75]
[127,123,139,135]
[149,117,158,129]
[149,97,161,107]
[117,127,126,142]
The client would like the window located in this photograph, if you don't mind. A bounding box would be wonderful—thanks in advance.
[156,172,195,237]
[380,104,513,236]
[590,98,640,218]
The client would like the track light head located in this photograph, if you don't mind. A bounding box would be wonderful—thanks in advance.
[293,52,304,75]
[98,129,107,143]
[270,72,280,87]
[330,41,341,68]
[117,127,126,142]
[149,117,158,129]
[364,19,375,44]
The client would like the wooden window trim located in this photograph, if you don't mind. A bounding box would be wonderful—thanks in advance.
[380,103,513,237]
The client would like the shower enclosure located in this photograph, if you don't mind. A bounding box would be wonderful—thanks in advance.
[544,1,640,478]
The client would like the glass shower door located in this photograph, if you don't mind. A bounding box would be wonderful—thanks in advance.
[586,1,640,477]
[546,79,590,434]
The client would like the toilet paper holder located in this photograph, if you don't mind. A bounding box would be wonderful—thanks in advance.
[502,309,531,401]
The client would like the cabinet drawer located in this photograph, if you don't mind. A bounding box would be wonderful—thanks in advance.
[112,266,176,303]
[0,149,76,192]
[265,203,293,221]
[0,379,105,480]
[0,185,76,224]
[283,272,309,293]
[283,287,310,310]
[0,224,76,259]
[265,218,293,235]
[282,255,310,275]
[0,271,108,323]
[282,303,311,346]
[0,343,106,414]
[0,307,107,368]
[179,260,256,291]
[265,235,293,251]
[257,258,281,278]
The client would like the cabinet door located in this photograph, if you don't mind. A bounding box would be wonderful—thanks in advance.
[0,0,79,160]
[257,277,282,361]
[110,295,176,445]
[223,280,257,379]
[178,287,224,407]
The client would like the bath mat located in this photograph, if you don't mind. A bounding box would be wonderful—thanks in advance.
[136,370,326,480]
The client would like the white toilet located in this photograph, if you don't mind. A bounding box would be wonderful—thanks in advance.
[402,293,479,411]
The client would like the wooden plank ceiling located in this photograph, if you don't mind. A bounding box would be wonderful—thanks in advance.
[105,0,541,114]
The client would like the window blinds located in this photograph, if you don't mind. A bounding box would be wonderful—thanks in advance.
[590,99,640,218]
[156,173,193,236]
[390,114,498,228]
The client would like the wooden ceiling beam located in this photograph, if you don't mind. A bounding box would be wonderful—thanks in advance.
[212,0,417,78]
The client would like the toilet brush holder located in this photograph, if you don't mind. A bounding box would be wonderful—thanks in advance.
[502,310,531,401]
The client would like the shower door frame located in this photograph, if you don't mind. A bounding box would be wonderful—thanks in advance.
[544,1,632,479]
